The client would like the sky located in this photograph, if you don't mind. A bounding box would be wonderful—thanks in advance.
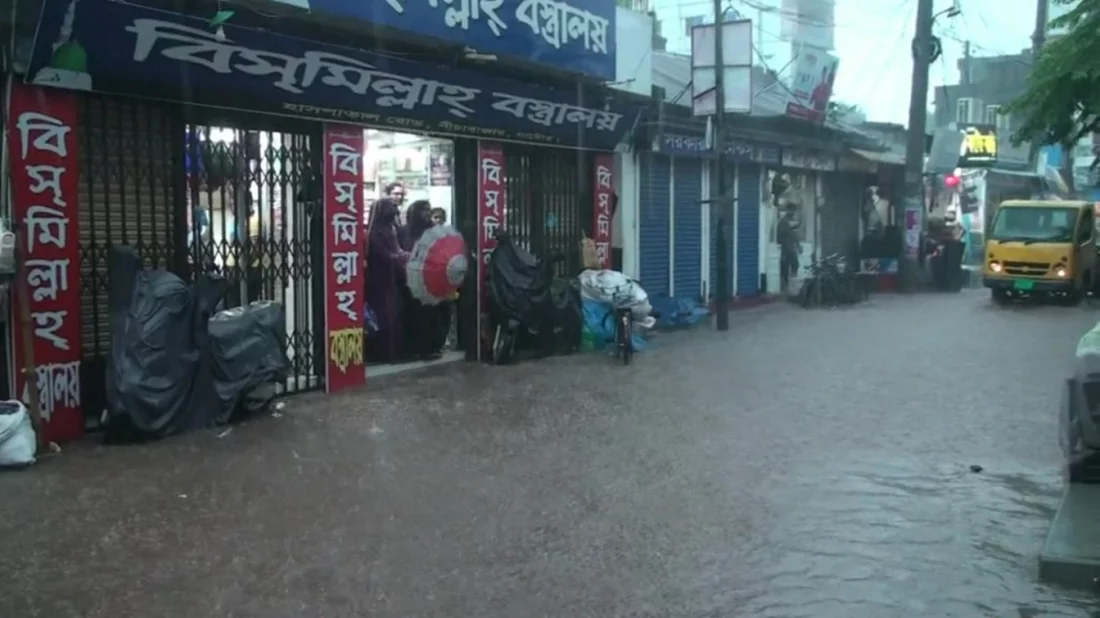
[654,0,1037,125]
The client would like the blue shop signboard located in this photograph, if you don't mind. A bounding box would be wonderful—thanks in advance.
[282,0,616,80]
[27,0,639,151]
[657,133,780,164]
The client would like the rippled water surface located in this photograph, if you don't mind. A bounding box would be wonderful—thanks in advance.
[739,456,1096,617]
[3,294,1100,617]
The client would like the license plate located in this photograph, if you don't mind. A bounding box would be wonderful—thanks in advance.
[1014,279,1035,291]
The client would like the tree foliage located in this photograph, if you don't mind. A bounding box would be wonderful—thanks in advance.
[826,101,863,123]
[1004,0,1100,148]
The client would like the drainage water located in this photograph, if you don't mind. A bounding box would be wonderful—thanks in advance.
[735,458,1097,617]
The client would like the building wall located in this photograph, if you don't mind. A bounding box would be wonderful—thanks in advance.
[611,7,654,97]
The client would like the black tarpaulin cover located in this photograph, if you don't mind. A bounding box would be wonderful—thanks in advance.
[103,246,289,443]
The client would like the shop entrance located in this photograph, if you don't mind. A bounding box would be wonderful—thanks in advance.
[362,129,460,365]
[764,169,820,293]
[76,95,326,425]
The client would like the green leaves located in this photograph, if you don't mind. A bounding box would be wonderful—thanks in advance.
[1004,0,1100,148]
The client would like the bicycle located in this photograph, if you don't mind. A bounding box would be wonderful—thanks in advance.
[614,306,633,365]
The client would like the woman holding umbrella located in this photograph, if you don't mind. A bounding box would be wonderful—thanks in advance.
[402,201,446,360]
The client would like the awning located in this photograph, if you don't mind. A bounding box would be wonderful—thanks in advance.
[851,148,906,166]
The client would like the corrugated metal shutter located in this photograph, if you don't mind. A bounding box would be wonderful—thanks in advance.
[78,95,177,361]
[639,153,670,296]
[737,164,761,296]
[672,157,703,300]
[822,173,865,259]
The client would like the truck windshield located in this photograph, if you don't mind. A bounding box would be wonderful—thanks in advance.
[989,206,1078,243]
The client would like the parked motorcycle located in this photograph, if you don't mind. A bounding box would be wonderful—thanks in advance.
[487,231,581,365]
[798,253,867,308]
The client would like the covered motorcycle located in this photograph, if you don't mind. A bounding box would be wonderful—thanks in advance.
[486,232,581,362]
[102,245,290,443]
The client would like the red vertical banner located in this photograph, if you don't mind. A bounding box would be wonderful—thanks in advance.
[476,141,506,355]
[322,124,366,393]
[7,83,83,443]
[592,153,615,269]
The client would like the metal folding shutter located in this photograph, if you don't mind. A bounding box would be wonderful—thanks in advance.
[78,94,177,360]
[736,164,761,296]
[821,173,865,259]
[672,157,703,300]
[638,153,670,297]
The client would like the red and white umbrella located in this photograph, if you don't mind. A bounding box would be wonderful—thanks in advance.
[406,225,468,305]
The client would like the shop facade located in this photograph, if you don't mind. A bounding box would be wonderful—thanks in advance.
[5,0,645,438]
[637,133,780,303]
[760,148,836,294]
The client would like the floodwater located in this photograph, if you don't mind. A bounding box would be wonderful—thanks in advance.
[1,291,1099,617]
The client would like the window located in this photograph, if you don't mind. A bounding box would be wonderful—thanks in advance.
[986,105,1010,134]
[985,104,999,124]
[990,206,1078,242]
[956,98,973,124]
[1080,210,1094,243]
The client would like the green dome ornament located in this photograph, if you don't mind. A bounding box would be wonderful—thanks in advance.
[50,41,87,73]
[31,0,92,90]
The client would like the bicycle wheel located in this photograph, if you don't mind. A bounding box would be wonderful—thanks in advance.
[799,278,816,308]
[620,311,633,365]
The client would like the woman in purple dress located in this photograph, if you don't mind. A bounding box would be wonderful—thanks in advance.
[365,198,409,363]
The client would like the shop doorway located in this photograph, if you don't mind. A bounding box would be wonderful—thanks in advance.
[183,116,324,394]
[764,169,819,293]
[362,129,460,365]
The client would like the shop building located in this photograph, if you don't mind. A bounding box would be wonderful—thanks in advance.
[639,52,899,305]
[2,0,651,440]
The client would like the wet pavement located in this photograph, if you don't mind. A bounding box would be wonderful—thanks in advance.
[3,291,1100,617]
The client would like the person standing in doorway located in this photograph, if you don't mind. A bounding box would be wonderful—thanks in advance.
[400,200,445,360]
[777,207,802,294]
[430,207,447,226]
[385,182,407,225]
[365,198,410,363]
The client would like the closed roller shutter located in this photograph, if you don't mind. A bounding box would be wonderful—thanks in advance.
[78,95,178,361]
[737,163,762,296]
[672,157,703,300]
[638,153,670,297]
[822,172,865,259]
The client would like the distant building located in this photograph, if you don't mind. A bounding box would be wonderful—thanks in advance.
[931,49,1034,171]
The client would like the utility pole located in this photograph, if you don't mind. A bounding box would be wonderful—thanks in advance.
[900,0,935,291]
[713,0,730,330]
[1032,0,1047,50]
[961,41,971,85]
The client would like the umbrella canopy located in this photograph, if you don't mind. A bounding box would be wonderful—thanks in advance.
[406,225,468,305]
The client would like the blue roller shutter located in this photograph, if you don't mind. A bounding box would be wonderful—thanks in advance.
[737,164,761,296]
[639,153,670,297]
[710,162,736,301]
[672,157,703,300]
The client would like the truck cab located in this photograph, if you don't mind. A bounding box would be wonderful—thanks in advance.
[983,200,1096,304]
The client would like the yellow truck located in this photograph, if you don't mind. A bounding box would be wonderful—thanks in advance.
[983,200,1096,304]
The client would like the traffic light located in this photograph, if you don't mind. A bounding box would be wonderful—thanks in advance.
[959,183,979,213]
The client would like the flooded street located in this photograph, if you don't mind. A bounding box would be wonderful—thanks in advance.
[2,291,1099,617]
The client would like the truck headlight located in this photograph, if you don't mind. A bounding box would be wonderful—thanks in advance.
[989,261,1002,273]
[1055,265,1068,277]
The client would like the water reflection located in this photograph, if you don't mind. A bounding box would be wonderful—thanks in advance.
[739,456,1096,617]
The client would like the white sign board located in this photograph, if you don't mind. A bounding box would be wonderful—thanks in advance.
[783,49,838,125]
[690,20,753,116]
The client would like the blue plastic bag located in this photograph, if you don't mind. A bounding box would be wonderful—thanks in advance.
[582,299,647,352]
[648,295,709,329]
[363,302,380,336]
